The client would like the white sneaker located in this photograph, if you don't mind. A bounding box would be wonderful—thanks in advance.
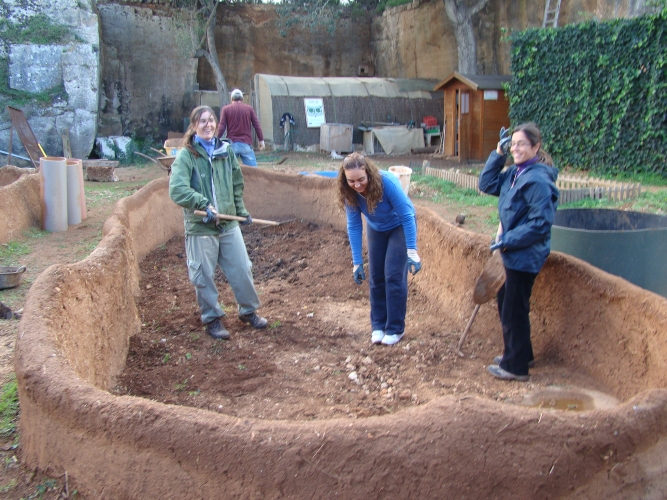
[381,333,404,345]
[371,330,385,344]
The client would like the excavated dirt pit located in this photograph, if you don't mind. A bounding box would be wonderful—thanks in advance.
[114,221,620,419]
[16,172,667,498]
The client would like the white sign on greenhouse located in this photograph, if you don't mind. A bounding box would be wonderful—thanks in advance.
[304,98,325,128]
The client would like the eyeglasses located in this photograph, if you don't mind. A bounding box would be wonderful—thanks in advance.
[511,141,531,149]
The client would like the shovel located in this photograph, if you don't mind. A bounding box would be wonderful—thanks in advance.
[455,249,506,358]
[193,210,283,226]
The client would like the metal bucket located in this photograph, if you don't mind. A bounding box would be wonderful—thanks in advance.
[0,266,26,289]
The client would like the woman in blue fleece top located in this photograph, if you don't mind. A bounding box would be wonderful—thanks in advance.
[337,152,421,346]
[479,122,559,381]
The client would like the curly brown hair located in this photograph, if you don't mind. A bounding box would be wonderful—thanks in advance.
[337,152,384,214]
[183,106,218,157]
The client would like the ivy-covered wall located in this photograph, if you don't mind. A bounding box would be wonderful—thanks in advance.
[509,9,667,177]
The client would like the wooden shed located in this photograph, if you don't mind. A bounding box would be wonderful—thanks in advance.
[433,72,511,162]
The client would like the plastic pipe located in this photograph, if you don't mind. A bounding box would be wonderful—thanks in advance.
[68,158,87,220]
[40,157,68,232]
[66,160,82,226]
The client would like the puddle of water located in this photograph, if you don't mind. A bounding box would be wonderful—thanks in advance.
[531,396,593,412]
[521,387,619,412]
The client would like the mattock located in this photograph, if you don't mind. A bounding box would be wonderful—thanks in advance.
[456,249,505,358]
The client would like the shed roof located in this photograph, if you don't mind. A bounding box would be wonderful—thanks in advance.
[254,74,441,100]
[433,72,511,91]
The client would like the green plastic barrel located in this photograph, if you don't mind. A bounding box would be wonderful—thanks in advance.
[551,209,667,298]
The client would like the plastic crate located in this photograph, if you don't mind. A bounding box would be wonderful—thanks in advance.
[423,116,438,127]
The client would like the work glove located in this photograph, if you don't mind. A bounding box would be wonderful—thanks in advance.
[499,126,511,155]
[259,141,266,150]
[353,264,366,285]
[490,235,504,252]
[240,214,253,226]
[407,249,422,275]
[202,206,218,224]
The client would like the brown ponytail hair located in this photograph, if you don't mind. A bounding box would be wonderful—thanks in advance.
[512,122,553,166]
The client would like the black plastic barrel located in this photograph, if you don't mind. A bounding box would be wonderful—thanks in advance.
[551,209,667,298]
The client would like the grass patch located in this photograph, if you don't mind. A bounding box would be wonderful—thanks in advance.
[0,240,30,266]
[0,376,19,437]
[84,182,143,209]
[410,175,497,207]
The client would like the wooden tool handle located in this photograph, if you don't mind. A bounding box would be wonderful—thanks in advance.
[193,210,279,226]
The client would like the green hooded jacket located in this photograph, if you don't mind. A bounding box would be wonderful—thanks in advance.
[168,138,249,235]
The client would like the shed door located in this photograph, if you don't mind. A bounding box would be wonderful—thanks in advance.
[456,90,471,162]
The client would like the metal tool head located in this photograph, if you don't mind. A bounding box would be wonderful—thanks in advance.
[472,251,505,305]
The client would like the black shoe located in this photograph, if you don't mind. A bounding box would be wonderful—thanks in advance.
[238,312,268,329]
[493,355,535,368]
[206,318,230,340]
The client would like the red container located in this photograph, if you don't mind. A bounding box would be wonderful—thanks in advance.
[423,116,438,127]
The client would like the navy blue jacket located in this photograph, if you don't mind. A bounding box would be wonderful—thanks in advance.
[479,151,559,274]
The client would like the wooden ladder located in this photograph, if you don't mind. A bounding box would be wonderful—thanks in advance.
[542,0,562,28]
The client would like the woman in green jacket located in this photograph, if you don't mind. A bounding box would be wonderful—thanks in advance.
[169,105,268,340]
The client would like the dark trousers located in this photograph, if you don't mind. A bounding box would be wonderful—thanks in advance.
[367,224,408,336]
[497,267,537,376]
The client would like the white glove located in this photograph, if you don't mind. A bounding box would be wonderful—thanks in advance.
[407,249,421,262]
[259,141,266,150]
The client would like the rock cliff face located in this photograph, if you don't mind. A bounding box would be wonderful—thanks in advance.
[97,2,198,137]
[0,0,100,163]
[373,0,651,79]
[0,0,652,159]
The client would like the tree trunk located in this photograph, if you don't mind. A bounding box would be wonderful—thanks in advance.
[193,1,229,111]
[444,0,490,74]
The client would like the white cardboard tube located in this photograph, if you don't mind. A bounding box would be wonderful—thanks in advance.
[66,160,82,225]
[40,157,68,232]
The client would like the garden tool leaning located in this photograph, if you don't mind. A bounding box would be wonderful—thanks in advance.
[455,249,505,358]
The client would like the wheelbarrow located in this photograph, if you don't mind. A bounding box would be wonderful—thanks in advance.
[133,151,175,173]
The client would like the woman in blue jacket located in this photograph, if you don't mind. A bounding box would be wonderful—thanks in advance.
[479,123,559,381]
[337,153,421,346]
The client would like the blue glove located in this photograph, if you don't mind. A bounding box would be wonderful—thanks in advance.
[240,214,253,226]
[407,249,422,275]
[499,126,511,155]
[202,206,217,224]
[490,235,504,252]
[353,264,366,285]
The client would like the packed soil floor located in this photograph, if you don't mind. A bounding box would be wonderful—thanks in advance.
[114,219,613,421]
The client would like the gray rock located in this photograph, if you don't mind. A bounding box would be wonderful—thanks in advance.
[9,45,63,93]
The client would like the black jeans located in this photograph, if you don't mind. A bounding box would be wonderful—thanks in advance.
[496,267,538,376]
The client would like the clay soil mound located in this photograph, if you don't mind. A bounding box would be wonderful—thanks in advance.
[14,169,667,499]
[0,166,40,244]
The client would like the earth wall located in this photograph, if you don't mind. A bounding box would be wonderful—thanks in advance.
[14,168,667,499]
[0,168,40,245]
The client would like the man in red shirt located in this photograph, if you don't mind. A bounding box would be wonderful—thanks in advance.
[216,88,265,167]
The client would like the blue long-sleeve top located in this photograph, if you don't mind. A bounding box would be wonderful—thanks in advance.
[345,170,417,265]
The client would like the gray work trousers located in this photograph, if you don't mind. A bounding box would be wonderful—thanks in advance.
[185,226,260,324]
